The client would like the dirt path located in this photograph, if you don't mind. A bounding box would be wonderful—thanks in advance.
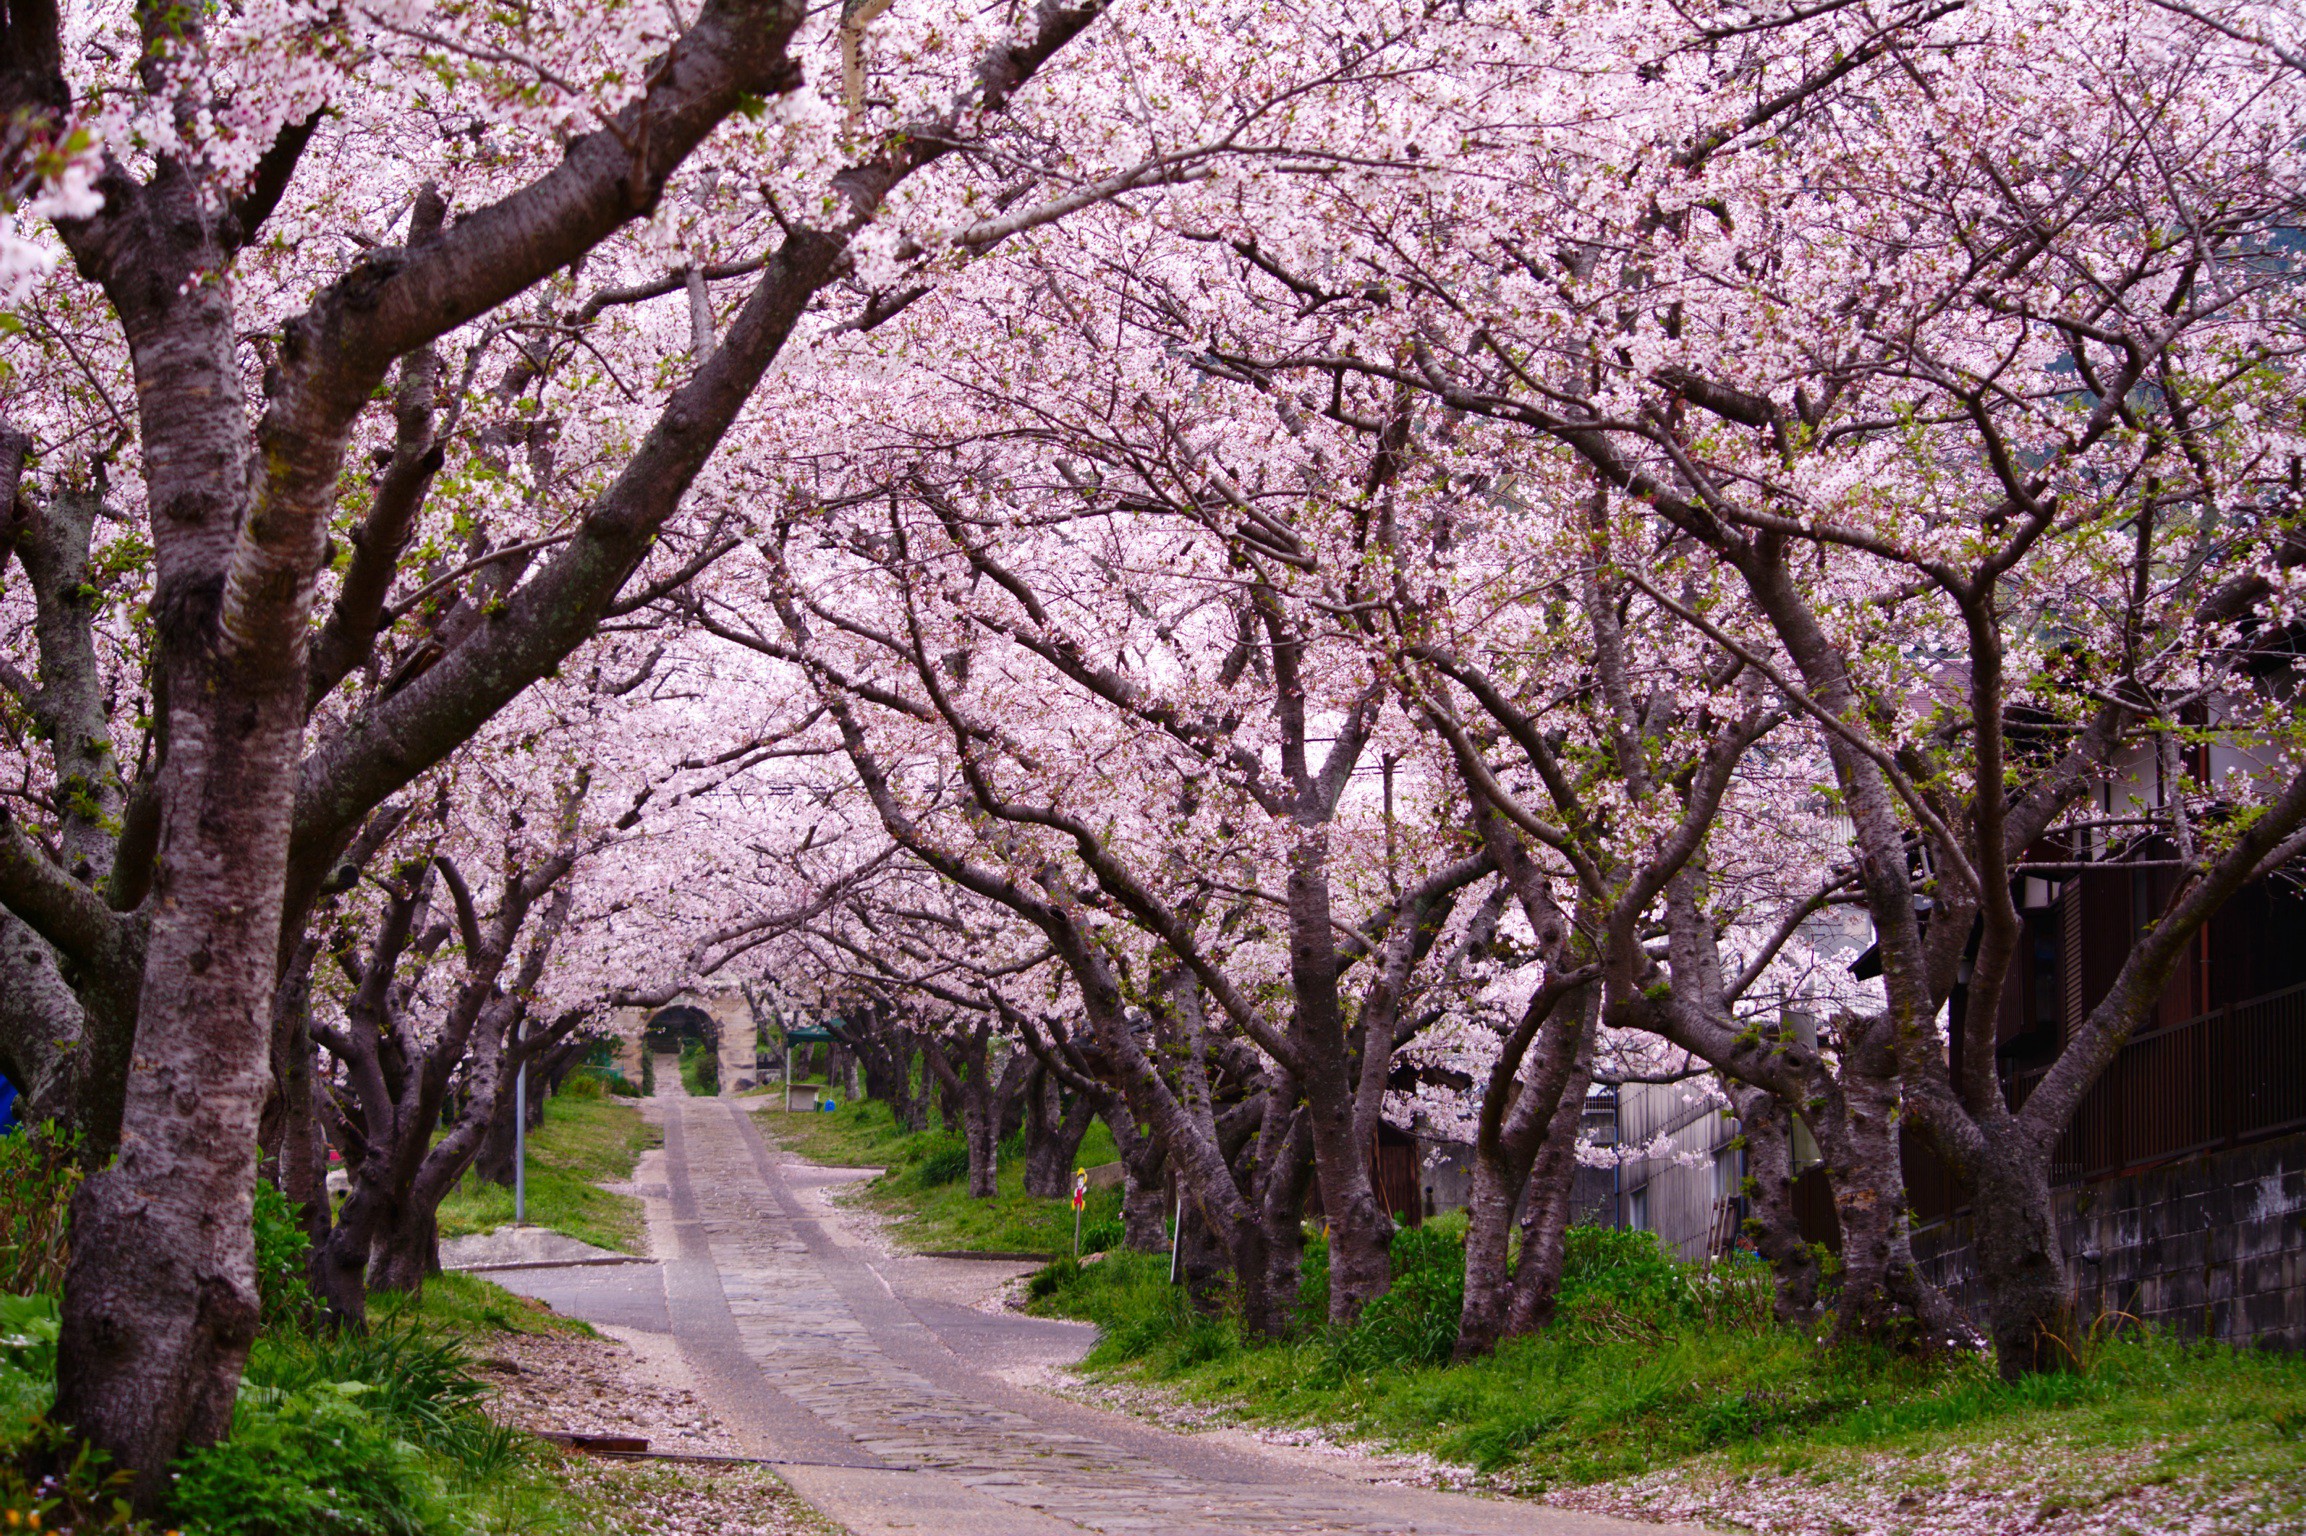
[492,1069,1710,1536]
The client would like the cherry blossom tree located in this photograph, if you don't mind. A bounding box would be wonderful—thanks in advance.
[0,3,2292,1498]
[302,783,590,1325]
[0,0,1305,1480]
[1195,0,2306,1371]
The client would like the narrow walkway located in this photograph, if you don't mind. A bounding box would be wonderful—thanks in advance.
[498,1071,1705,1536]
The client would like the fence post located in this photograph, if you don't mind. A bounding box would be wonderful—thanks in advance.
[2222,1000,2237,1148]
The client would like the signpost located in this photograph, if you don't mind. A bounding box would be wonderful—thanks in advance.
[1072,1167,1088,1259]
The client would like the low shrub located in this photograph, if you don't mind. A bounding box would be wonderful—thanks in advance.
[0,1293,57,1433]
[252,1180,313,1331]
[577,1041,640,1098]
[640,1051,656,1096]
[1078,1217,1124,1254]
[1330,1221,1466,1374]
[242,1318,491,1453]
[678,1039,719,1097]
[914,1143,973,1188]
[1553,1225,1773,1342]
[0,1420,137,1533]
[1029,1257,1079,1299]
[0,1127,82,1295]
[170,1383,458,1536]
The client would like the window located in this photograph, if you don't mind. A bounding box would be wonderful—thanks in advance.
[1629,1186,1650,1231]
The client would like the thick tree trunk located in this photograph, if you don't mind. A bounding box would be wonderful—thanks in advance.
[366,1204,440,1295]
[1288,835,1392,1326]
[0,913,125,1151]
[1023,1076,1094,1199]
[56,253,289,1502]
[1456,1142,1522,1359]
[1728,1082,1822,1323]
[311,1165,392,1329]
[1175,1193,1236,1310]
[852,1014,924,1130]
[280,1027,332,1252]
[1252,1102,1314,1337]
[924,1030,1004,1199]
[996,1054,1034,1146]
[470,1089,519,1187]
[1968,1147,2070,1374]
[1795,1022,1964,1347]
[1109,1115,1171,1252]
[1502,1055,1592,1338]
[963,1077,1000,1198]
[1456,983,1593,1360]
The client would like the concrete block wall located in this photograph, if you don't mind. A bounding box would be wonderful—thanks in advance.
[1911,1130,2306,1349]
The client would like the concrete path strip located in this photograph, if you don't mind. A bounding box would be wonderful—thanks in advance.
[494,1073,1716,1536]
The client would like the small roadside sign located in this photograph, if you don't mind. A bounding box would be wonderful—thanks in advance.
[1071,1167,1088,1259]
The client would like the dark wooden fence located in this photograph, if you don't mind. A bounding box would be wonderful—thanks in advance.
[1798,981,2306,1246]
[2010,979,2306,1183]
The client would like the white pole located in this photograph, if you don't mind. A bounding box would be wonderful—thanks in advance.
[513,1025,527,1226]
[1168,1190,1183,1285]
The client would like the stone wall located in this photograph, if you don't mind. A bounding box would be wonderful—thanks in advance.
[1910,1131,2306,1349]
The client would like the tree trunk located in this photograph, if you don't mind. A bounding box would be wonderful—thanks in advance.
[366,1203,440,1296]
[1967,1146,2071,1374]
[310,1174,388,1330]
[963,1074,1001,1198]
[852,1015,924,1130]
[924,1030,1004,1200]
[1806,1023,1957,1345]
[1109,1115,1171,1252]
[280,1026,331,1252]
[1252,1101,1314,1337]
[470,1089,519,1187]
[1023,1077,1094,1199]
[1174,1192,1234,1310]
[1456,982,1593,1360]
[1501,1049,1593,1338]
[1728,1081,1822,1323]
[996,1054,1034,1146]
[1287,834,1393,1326]
[55,261,290,1501]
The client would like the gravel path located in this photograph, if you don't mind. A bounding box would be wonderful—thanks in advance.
[491,1069,1710,1536]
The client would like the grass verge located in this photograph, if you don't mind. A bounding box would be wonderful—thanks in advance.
[759,1096,1125,1254]
[436,1082,657,1254]
[1023,1226,2306,1534]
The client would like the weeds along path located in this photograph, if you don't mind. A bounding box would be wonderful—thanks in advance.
[500,1065,1707,1536]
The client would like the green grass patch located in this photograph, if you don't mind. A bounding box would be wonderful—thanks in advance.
[678,1039,720,1097]
[0,1242,619,1532]
[390,1270,592,1340]
[1022,1224,2306,1522]
[436,1090,657,1254]
[760,1096,1123,1254]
